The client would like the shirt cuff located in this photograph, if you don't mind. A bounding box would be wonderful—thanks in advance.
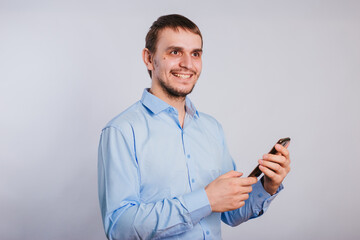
[250,180,284,217]
[182,188,212,225]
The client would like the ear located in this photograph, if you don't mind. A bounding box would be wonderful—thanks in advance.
[142,48,154,71]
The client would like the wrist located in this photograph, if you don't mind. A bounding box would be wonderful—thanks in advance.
[261,177,278,195]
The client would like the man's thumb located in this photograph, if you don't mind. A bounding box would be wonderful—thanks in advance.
[220,170,243,179]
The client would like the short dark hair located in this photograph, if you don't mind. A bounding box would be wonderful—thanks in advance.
[145,14,203,77]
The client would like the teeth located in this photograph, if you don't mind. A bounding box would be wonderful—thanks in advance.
[173,73,191,79]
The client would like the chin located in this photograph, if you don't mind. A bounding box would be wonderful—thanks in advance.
[172,85,196,97]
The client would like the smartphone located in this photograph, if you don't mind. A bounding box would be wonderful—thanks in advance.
[248,137,291,178]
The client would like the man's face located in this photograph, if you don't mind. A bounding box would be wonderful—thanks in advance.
[149,28,202,98]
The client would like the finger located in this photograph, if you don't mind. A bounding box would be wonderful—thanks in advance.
[259,165,278,179]
[238,193,249,201]
[248,177,258,185]
[262,154,287,166]
[259,159,284,174]
[236,185,253,194]
[219,170,243,179]
[275,144,290,158]
[232,185,253,195]
[237,201,245,209]
[235,177,257,186]
[244,186,253,194]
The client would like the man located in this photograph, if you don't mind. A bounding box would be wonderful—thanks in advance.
[98,14,291,240]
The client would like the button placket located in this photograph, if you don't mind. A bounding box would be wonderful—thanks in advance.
[182,130,195,189]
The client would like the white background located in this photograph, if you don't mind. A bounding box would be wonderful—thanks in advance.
[1,0,359,239]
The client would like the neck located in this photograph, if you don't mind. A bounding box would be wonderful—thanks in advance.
[149,87,187,127]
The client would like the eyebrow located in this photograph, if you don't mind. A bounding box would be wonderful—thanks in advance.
[165,46,203,53]
[193,48,203,53]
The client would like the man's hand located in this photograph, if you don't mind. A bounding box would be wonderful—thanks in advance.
[259,143,291,195]
[205,171,257,212]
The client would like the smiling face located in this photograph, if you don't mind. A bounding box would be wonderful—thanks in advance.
[143,27,203,100]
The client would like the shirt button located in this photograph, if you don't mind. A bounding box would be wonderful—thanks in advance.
[191,179,195,183]
[187,154,191,158]
[206,231,210,235]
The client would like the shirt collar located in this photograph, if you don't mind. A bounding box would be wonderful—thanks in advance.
[140,88,199,118]
[185,97,199,118]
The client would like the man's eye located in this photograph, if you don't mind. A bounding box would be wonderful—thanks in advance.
[171,50,178,55]
[192,52,201,57]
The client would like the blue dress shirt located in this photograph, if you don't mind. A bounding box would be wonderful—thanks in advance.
[98,89,282,240]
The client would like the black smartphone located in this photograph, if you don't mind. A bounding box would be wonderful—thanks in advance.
[248,137,291,178]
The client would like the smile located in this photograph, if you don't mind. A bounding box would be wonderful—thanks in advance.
[172,73,192,79]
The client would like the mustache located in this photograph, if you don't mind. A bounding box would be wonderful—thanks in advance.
[170,68,197,75]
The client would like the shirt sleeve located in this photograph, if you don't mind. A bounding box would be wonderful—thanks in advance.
[221,179,283,226]
[98,126,212,240]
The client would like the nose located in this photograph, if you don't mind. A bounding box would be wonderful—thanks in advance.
[179,54,193,69]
